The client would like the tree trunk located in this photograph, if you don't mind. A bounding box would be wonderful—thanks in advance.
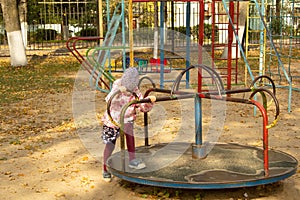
[1,0,27,66]
[275,0,281,17]
[18,0,28,47]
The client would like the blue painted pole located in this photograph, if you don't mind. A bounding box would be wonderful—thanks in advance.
[192,94,206,159]
[195,95,202,145]
[186,2,191,89]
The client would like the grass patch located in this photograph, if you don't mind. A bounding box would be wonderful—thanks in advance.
[0,56,80,105]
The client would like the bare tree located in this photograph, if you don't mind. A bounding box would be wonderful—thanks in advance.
[1,0,27,66]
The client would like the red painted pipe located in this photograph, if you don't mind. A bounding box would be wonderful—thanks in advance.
[227,1,234,91]
[250,99,269,177]
[198,0,204,93]
[66,36,110,89]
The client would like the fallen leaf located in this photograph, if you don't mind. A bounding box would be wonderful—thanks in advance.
[82,156,89,161]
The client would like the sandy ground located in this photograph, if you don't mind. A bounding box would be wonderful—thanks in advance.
[1,69,300,200]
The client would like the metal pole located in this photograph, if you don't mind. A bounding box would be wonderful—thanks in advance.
[194,95,202,145]
[227,1,234,91]
[186,1,191,89]
[198,0,204,93]
[160,1,165,89]
[129,0,134,66]
[98,0,103,39]
[122,0,126,70]
[250,99,269,177]
[259,0,265,77]
[192,94,206,159]
[106,0,110,29]
[171,1,175,54]
[153,2,158,59]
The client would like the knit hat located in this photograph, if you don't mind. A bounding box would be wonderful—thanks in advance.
[121,67,139,91]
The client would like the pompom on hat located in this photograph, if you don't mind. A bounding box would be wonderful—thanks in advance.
[121,67,139,91]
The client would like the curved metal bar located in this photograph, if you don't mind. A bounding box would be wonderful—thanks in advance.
[142,86,195,146]
[85,45,117,91]
[198,64,225,90]
[118,97,152,171]
[171,66,196,93]
[138,76,156,147]
[250,75,277,114]
[90,47,115,83]
[249,99,269,177]
[249,88,280,129]
[85,47,113,90]
[258,90,268,111]
[250,75,276,110]
[171,69,185,93]
[171,64,225,97]
[197,64,225,94]
[250,75,276,96]
[106,89,139,128]
[138,76,156,89]
[118,93,195,171]
[115,85,278,176]
[66,36,110,90]
[66,36,103,64]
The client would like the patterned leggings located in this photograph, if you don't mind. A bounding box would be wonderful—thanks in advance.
[102,123,135,172]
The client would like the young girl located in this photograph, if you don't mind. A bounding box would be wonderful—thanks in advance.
[101,67,155,181]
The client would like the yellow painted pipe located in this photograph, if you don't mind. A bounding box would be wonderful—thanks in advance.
[129,0,134,67]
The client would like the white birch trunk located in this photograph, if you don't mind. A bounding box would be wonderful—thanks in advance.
[1,0,28,66]
[7,30,27,66]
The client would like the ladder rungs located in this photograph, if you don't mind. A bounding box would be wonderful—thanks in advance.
[249,2,265,5]
[251,70,265,73]
[247,57,261,60]
[247,43,261,46]
[248,30,264,33]
[248,16,261,19]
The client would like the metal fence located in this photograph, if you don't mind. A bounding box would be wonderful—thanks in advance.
[0,1,298,55]
[0,1,212,54]
[0,0,100,54]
